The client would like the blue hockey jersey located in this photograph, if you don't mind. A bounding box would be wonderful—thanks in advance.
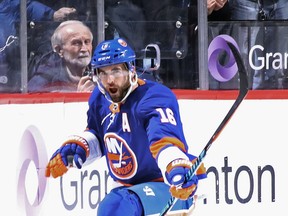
[86,79,206,186]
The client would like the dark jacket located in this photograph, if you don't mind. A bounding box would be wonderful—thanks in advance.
[28,51,88,92]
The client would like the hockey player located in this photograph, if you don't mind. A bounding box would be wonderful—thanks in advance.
[45,38,207,215]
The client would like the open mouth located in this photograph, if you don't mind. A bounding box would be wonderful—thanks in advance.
[109,88,117,94]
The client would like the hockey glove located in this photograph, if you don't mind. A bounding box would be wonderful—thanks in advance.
[45,135,90,178]
[165,158,198,200]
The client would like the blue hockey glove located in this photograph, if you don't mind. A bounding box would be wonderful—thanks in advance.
[45,135,90,178]
[165,158,198,200]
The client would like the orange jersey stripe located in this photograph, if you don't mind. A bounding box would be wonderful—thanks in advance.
[150,137,187,159]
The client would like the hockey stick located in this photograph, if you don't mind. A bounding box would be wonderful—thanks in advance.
[159,41,249,216]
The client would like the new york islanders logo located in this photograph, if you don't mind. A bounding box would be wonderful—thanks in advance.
[104,132,138,179]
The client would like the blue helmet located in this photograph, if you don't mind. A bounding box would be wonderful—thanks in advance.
[91,38,136,72]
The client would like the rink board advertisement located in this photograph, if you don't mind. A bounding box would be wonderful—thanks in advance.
[0,93,287,216]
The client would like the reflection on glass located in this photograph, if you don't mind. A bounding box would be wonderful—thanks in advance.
[0,2,21,92]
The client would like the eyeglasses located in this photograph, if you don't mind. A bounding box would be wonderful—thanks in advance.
[98,68,128,80]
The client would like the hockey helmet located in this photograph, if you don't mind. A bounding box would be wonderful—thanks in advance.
[91,38,136,72]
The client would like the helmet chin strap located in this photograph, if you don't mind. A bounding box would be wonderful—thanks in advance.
[119,70,138,104]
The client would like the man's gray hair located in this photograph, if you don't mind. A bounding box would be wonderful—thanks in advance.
[51,20,93,52]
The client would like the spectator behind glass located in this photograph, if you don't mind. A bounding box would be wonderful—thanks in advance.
[229,0,288,89]
[28,1,98,78]
[0,0,76,92]
[28,20,95,92]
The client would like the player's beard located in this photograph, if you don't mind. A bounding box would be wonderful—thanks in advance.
[109,79,131,103]
[63,52,91,68]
